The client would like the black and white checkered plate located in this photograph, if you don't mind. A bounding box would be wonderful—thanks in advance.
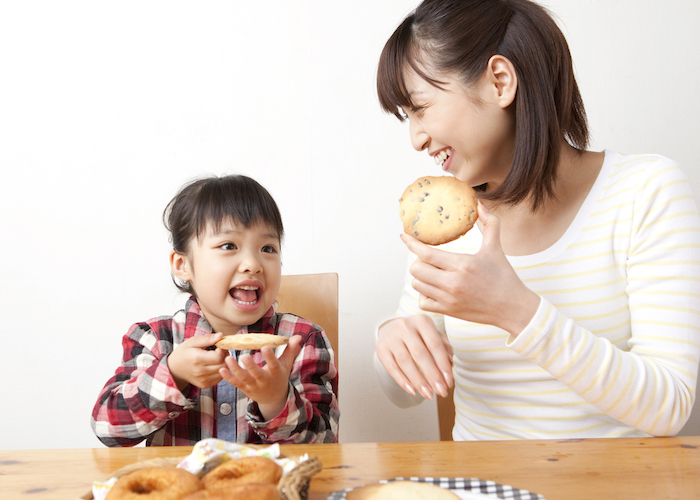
[326,476,546,500]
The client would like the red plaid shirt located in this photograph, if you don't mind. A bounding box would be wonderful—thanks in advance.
[91,297,339,446]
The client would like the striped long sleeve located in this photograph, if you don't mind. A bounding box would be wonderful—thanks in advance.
[376,151,700,440]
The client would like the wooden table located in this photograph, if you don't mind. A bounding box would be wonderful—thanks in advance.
[1,437,699,499]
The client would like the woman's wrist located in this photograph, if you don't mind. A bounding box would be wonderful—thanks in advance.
[497,289,542,337]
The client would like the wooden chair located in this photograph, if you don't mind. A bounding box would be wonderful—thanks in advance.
[437,386,455,441]
[276,273,339,368]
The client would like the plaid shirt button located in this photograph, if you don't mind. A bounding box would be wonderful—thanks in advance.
[167,411,180,419]
[219,403,232,416]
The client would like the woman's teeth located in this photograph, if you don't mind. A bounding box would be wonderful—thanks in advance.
[434,149,452,166]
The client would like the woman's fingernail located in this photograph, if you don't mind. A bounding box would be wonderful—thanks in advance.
[405,384,416,396]
[420,385,434,400]
[435,382,448,398]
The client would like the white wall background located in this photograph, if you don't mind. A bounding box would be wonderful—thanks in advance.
[1,0,699,450]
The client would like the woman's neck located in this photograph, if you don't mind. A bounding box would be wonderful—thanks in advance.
[488,143,604,256]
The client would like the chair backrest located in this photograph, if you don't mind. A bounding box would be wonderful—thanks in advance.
[276,273,338,368]
[437,386,455,441]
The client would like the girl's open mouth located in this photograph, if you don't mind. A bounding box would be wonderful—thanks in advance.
[230,286,259,305]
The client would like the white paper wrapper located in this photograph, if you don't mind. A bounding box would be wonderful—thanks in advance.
[92,438,309,500]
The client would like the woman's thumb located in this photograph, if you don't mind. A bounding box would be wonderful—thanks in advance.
[477,201,502,251]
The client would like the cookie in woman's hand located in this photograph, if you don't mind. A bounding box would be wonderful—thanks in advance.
[399,176,478,245]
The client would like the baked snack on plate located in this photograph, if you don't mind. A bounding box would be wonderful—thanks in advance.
[346,481,459,499]
[399,176,478,245]
[216,333,288,350]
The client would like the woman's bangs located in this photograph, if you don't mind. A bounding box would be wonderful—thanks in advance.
[377,17,416,121]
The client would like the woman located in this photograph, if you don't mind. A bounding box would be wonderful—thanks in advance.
[375,0,700,440]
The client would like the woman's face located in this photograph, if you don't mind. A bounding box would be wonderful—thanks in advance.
[401,66,515,191]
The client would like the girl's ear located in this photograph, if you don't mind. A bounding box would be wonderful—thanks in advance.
[170,250,191,282]
[486,54,517,108]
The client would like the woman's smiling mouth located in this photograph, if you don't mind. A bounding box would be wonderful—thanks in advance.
[433,148,452,166]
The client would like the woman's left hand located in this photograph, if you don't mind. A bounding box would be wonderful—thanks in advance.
[402,202,540,336]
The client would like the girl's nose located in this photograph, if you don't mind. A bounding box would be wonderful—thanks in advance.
[409,118,429,152]
[240,251,263,274]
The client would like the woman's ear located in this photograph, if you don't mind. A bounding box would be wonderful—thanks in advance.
[170,250,191,282]
[487,55,517,108]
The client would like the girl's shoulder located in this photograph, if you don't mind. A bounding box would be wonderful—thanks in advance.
[273,311,324,337]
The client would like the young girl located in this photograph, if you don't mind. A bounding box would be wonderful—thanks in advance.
[375,0,700,440]
[92,175,339,446]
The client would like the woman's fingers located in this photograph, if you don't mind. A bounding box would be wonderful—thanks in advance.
[377,316,453,399]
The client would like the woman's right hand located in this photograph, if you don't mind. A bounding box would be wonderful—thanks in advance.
[167,333,228,391]
[376,315,453,399]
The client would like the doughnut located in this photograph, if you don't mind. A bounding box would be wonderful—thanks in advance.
[183,483,279,500]
[105,467,202,500]
[201,456,283,491]
[216,334,288,350]
[347,480,460,499]
[399,176,478,245]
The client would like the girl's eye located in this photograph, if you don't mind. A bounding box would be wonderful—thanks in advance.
[262,245,278,254]
[220,243,237,251]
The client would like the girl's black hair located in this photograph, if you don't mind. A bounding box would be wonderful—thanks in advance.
[163,174,284,294]
[377,0,589,210]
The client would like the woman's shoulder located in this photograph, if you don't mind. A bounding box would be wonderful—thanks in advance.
[602,150,690,193]
[605,150,683,175]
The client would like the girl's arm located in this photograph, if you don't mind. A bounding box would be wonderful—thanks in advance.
[245,324,340,443]
[91,321,201,447]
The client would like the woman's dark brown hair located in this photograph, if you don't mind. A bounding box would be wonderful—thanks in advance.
[377,0,589,209]
[163,174,284,294]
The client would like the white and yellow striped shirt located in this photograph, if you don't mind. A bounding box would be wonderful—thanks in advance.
[376,151,700,440]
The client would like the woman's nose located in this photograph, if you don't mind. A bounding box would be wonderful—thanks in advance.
[409,118,429,152]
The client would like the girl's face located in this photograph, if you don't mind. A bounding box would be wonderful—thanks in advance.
[171,218,282,335]
[401,66,515,191]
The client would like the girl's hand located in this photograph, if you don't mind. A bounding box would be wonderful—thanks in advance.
[168,333,228,391]
[376,315,453,400]
[220,334,303,421]
[403,202,540,336]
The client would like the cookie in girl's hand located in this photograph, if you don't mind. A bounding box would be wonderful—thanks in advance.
[216,334,288,350]
[399,176,478,245]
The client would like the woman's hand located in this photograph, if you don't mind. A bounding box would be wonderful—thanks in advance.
[220,335,303,421]
[167,333,228,391]
[376,315,454,400]
[403,202,540,336]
